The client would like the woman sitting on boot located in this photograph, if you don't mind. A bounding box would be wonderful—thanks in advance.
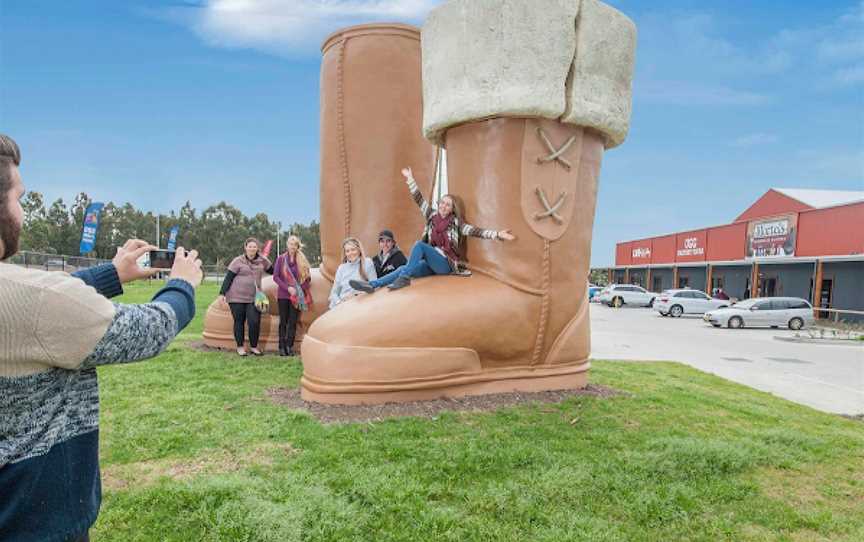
[328,237,377,309]
[351,167,515,293]
[273,235,313,356]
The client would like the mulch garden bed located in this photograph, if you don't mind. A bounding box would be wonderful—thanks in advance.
[266,385,621,424]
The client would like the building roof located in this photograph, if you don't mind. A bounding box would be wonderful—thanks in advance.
[773,188,864,209]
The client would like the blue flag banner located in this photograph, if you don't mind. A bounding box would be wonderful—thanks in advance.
[167,225,180,251]
[79,202,104,255]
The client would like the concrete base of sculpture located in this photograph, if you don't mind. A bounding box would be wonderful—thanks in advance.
[201,268,331,352]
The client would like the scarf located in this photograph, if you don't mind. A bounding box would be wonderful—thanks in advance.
[280,254,311,311]
[430,212,458,262]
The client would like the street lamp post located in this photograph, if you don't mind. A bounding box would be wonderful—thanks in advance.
[276,221,282,255]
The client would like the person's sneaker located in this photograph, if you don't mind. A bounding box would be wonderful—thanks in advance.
[237,348,248,357]
[250,348,263,356]
[387,275,411,290]
[349,279,376,293]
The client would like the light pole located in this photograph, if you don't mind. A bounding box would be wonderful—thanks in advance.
[276,221,282,255]
[155,212,160,249]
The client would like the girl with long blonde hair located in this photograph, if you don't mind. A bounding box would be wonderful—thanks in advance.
[328,237,377,309]
[273,234,314,356]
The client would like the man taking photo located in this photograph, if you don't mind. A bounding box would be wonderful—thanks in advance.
[0,133,202,542]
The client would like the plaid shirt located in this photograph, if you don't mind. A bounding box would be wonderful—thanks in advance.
[406,176,499,272]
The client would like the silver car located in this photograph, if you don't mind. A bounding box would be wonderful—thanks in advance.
[704,297,814,330]
[655,288,730,317]
[597,284,656,308]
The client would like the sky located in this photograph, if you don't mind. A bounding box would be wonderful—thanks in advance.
[1,0,862,267]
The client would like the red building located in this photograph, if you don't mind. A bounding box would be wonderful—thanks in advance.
[611,188,864,317]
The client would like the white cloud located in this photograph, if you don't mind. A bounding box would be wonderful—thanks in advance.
[833,63,864,86]
[632,2,864,108]
[163,0,442,56]
[638,81,772,107]
[731,133,779,147]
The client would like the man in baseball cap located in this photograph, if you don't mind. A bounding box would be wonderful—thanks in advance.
[372,229,407,278]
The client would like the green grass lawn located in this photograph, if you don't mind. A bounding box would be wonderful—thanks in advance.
[90,281,864,541]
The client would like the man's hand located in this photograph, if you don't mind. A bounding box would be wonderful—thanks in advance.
[287,286,297,296]
[170,247,203,288]
[401,167,413,180]
[113,239,159,283]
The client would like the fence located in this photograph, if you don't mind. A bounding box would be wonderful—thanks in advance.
[9,251,229,284]
[7,251,110,273]
[814,307,864,326]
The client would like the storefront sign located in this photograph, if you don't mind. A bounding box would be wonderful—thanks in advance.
[631,246,651,261]
[676,236,704,258]
[747,214,797,258]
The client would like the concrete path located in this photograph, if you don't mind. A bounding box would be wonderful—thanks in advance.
[589,303,864,415]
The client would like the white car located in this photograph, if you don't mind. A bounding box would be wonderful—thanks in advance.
[704,297,814,330]
[597,284,656,308]
[655,289,730,317]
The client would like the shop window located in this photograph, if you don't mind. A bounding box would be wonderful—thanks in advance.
[760,277,778,297]
[652,276,663,293]
[711,277,724,290]
[817,279,833,318]
[678,276,689,288]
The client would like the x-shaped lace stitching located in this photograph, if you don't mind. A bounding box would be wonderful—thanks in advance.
[534,187,567,224]
[536,127,575,170]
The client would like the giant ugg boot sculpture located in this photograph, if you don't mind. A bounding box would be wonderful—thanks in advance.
[203,23,436,351]
[301,0,636,403]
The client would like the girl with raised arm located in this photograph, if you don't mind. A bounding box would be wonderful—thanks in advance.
[351,167,515,293]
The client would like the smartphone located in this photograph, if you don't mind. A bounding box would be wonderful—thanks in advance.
[149,249,176,269]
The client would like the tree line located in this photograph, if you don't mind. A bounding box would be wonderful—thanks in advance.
[19,191,321,267]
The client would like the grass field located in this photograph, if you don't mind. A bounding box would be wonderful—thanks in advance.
[89,281,864,541]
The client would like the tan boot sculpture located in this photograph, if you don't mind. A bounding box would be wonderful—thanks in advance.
[300,0,636,402]
[203,23,437,351]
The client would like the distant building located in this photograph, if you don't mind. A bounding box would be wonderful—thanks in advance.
[611,188,864,318]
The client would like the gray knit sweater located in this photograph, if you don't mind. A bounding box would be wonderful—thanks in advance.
[0,262,195,542]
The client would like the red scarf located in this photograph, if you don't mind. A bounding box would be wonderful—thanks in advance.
[430,213,458,261]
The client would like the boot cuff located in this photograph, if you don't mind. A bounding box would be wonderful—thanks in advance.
[421,0,636,149]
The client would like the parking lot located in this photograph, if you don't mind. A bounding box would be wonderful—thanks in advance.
[590,303,864,415]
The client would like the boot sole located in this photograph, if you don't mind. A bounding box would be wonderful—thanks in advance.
[300,335,589,404]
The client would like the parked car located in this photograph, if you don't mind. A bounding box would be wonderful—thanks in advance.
[44,258,65,270]
[597,284,656,308]
[588,284,603,301]
[704,297,814,330]
[655,288,730,317]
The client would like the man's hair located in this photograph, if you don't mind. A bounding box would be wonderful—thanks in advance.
[0,134,22,260]
[0,134,21,204]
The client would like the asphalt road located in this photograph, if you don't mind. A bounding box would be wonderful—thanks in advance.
[589,303,864,415]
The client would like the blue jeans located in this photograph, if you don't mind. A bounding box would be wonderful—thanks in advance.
[370,241,451,288]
